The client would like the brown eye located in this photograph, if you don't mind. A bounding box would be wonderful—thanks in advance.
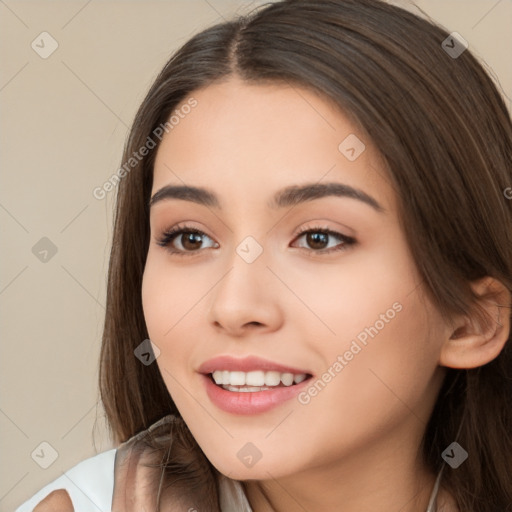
[180,232,204,251]
[157,226,219,255]
[292,228,356,253]
[305,232,329,250]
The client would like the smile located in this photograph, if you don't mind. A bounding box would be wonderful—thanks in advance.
[198,355,314,414]
[211,370,309,390]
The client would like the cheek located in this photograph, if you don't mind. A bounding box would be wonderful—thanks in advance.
[306,289,443,441]
[141,250,202,340]
[141,252,190,368]
[275,238,418,345]
[269,296,441,475]
[141,254,193,410]
[287,241,442,429]
[141,250,217,382]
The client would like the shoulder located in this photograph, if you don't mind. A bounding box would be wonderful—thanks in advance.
[33,489,73,512]
[16,449,116,512]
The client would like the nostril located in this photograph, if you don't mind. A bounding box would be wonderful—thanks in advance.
[245,321,263,328]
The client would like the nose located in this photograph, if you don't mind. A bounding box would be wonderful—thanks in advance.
[207,250,284,337]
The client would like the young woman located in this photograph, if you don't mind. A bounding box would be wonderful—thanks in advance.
[17,0,512,510]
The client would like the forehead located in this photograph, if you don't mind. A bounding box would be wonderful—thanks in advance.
[151,78,394,213]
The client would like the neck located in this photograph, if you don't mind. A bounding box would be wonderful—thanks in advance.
[242,429,438,512]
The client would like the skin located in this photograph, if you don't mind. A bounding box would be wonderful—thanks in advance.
[33,490,73,512]
[141,78,509,512]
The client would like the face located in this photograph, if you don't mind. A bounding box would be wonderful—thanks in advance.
[141,78,449,481]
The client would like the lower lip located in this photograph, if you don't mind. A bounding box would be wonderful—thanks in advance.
[201,374,312,415]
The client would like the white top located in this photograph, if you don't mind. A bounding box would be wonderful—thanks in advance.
[15,450,117,512]
[15,448,253,511]
[15,443,443,511]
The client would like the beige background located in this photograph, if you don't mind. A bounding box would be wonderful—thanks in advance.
[1,1,511,510]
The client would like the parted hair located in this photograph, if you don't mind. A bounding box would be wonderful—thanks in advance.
[99,1,512,510]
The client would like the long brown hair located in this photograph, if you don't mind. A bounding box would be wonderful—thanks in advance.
[99,0,512,509]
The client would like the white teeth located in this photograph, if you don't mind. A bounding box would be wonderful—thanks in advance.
[224,385,271,392]
[246,370,266,386]
[281,373,294,386]
[230,371,246,386]
[211,370,308,387]
[264,371,281,386]
[293,374,306,384]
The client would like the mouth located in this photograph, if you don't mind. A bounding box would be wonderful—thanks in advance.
[198,355,314,414]
[208,370,313,392]
[199,367,313,414]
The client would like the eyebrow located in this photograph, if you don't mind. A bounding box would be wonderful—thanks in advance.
[149,182,384,213]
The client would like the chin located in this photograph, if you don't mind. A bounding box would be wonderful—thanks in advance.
[212,458,287,481]
[197,437,304,482]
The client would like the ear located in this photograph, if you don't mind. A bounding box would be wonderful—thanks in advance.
[439,277,511,369]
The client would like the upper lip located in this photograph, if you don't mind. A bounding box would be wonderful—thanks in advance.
[198,355,312,375]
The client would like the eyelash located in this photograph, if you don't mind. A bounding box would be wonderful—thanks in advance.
[156,223,356,257]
